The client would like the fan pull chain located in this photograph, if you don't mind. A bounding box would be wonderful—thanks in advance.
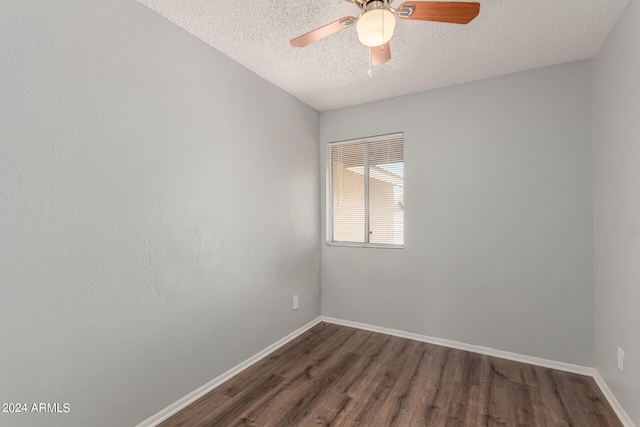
[368,49,373,78]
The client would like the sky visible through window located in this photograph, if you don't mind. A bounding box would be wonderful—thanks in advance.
[377,163,404,206]
[378,162,403,177]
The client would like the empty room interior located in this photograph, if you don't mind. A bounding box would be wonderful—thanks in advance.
[1,0,639,426]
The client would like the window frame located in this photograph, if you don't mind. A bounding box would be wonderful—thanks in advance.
[326,132,404,249]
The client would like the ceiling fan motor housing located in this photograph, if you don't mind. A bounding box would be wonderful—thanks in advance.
[364,0,388,11]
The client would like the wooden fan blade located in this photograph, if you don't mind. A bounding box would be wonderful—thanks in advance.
[371,43,391,65]
[290,16,356,48]
[398,2,480,24]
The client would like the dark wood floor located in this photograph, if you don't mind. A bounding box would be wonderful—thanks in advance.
[159,322,621,427]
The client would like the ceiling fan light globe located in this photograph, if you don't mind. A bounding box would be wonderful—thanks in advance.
[356,9,396,47]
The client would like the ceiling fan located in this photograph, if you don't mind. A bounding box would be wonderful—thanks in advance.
[290,0,480,65]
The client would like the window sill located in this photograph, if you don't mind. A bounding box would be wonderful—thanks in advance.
[326,242,404,249]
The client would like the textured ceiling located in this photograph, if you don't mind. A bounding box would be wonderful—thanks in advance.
[136,0,631,111]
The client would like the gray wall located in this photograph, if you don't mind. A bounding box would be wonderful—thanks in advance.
[320,60,594,366]
[0,1,320,426]
[594,0,640,423]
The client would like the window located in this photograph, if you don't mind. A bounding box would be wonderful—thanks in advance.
[327,133,404,248]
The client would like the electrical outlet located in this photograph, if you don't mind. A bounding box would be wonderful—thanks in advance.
[292,295,299,311]
[618,347,624,372]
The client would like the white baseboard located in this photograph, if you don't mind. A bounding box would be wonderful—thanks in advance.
[320,316,592,375]
[320,316,636,427]
[592,370,637,427]
[136,316,322,427]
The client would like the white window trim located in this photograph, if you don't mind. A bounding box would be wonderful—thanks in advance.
[326,132,404,249]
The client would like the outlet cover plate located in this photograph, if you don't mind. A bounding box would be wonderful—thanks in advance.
[618,347,624,372]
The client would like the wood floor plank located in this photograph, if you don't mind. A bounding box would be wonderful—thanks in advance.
[380,340,429,426]
[234,327,369,427]
[324,335,412,426]
[159,323,623,427]
[353,338,421,426]
[294,330,388,426]
[423,348,466,426]
[382,341,430,426]
[482,356,517,426]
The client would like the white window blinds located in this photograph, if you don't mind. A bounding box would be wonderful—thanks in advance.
[328,133,404,248]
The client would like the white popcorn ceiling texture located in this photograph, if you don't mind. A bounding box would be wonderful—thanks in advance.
[137,0,631,111]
